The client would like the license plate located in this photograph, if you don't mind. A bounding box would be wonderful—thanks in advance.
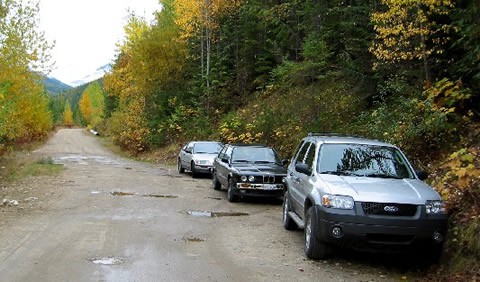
[263,184,279,190]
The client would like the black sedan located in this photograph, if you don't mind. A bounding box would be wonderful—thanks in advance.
[211,144,288,202]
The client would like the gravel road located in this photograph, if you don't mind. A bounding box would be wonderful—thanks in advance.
[0,128,421,281]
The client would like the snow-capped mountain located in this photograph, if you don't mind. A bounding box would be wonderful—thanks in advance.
[70,64,111,87]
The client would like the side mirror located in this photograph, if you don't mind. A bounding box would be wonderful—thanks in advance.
[416,170,428,181]
[295,163,312,175]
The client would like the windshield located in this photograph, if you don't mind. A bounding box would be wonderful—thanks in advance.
[193,142,223,154]
[232,147,281,164]
[317,144,414,179]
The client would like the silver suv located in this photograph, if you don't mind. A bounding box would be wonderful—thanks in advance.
[283,133,448,260]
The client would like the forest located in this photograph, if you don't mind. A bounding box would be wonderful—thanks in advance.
[1,0,479,278]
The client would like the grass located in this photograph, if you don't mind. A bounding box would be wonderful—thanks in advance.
[1,156,64,183]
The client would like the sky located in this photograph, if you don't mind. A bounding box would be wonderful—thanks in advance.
[39,0,161,86]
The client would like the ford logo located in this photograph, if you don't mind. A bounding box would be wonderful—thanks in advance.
[384,206,399,212]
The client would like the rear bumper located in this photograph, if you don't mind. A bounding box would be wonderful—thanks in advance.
[313,205,448,252]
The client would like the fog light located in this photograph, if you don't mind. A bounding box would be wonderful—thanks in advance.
[332,226,343,238]
[433,231,444,243]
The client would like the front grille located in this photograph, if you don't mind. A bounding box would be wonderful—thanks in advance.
[263,175,275,183]
[362,202,418,216]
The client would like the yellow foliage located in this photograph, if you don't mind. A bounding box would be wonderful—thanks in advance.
[370,0,454,65]
[433,147,480,206]
[173,0,243,39]
[63,103,74,127]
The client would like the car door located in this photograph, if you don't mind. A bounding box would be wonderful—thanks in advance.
[181,142,194,168]
[288,141,311,213]
[297,142,317,215]
[215,145,232,186]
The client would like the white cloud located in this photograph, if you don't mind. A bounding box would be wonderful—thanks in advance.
[39,0,160,86]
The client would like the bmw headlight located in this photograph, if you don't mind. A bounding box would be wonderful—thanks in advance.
[240,175,255,182]
[426,200,446,214]
[322,194,354,209]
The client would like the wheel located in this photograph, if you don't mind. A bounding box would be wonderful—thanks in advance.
[283,190,297,230]
[177,158,185,173]
[304,206,329,259]
[190,162,197,178]
[212,172,221,190]
[427,244,443,264]
[227,178,238,202]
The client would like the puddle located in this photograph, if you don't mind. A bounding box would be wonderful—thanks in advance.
[185,210,249,217]
[54,155,129,167]
[141,194,178,198]
[205,196,222,200]
[110,191,135,196]
[91,257,126,265]
[183,237,205,242]
[109,191,178,198]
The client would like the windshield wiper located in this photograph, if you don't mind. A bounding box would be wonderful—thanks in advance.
[233,159,250,163]
[320,170,362,177]
[254,160,275,164]
[364,173,403,179]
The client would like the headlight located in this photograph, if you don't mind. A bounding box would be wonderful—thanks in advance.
[322,194,354,209]
[240,175,255,182]
[426,200,446,214]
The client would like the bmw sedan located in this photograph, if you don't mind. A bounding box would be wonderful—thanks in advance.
[212,143,288,202]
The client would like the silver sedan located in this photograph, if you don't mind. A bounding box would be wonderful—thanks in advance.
[178,141,223,178]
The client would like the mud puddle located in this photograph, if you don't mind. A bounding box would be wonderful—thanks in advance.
[184,210,249,217]
[109,191,178,198]
[183,236,205,242]
[90,257,126,265]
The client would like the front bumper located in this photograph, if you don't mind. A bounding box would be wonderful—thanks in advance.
[193,165,214,174]
[312,204,448,252]
[235,183,284,197]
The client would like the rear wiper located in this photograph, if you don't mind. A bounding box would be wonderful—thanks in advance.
[364,173,403,179]
[320,170,362,177]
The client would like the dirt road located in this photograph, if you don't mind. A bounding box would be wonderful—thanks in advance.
[0,129,413,281]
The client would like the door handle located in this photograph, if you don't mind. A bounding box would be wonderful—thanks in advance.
[293,177,300,185]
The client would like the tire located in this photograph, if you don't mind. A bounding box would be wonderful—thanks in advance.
[427,244,443,264]
[190,162,197,178]
[212,172,221,190]
[283,190,297,230]
[304,206,329,259]
[177,158,185,173]
[227,178,238,202]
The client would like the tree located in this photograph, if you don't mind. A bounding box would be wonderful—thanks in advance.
[63,102,74,127]
[0,0,53,148]
[78,81,104,128]
[370,0,454,84]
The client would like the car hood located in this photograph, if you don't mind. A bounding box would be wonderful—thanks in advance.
[193,154,218,162]
[319,175,441,204]
[232,163,287,175]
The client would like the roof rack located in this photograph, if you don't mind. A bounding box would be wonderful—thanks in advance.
[307,132,365,138]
